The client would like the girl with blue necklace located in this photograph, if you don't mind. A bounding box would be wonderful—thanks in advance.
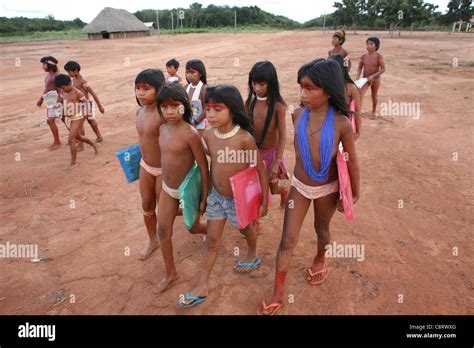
[258,58,360,315]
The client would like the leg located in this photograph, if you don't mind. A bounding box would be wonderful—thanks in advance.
[188,215,207,235]
[46,118,61,149]
[259,187,312,313]
[359,82,370,111]
[75,119,98,155]
[154,190,180,293]
[77,122,85,151]
[67,120,81,168]
[138,169,160,260]
[184,218,226,299]
[234,224,259,273]
[308,191,338,284]
[370,80,381,115]
[87,118,103,143]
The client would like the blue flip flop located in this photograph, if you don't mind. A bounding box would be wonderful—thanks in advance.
[234,258,262,273]
[178,292,207,308]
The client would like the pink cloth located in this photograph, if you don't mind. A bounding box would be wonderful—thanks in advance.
[259,148,290,180]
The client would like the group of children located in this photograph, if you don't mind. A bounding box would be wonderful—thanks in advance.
[37,56,105,168]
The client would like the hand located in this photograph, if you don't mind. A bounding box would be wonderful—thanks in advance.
[367,76,374,82]
[354,132,360,141]
[352,194,360,205]
[37,99,43,107]
[269,162,279,184]
[99,105,105,113]
[258,203,268,218]
[199,199,207,215]
[337,199,344,213]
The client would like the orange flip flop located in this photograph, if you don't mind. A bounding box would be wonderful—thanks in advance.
[257,300,284,315]
[306,265,330,285]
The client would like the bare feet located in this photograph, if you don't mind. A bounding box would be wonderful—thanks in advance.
[95,138,103,143]
[49,143,61,150]
[138,239,160,261]
[66,163,78,171]
[153,272,180,294]
[92,144,98,155]
[280,187,289,209]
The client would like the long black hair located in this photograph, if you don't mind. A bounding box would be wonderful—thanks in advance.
[245,61,286,147]
[205,85,255,137]
[156,83,192,124]
[185,59,207,84]
[329,54,355,85]
[40,56,58,72]
[134,69,165,106]
[297,58,350,117]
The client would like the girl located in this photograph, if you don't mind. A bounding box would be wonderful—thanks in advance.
[185,59,208,133]
[154,83,209,294]
[135,69,166,261]
[246,61,289,209]
[329,54,362,141]
[179,85,269,307]
[258,59,360,315]
[328,29,351,72]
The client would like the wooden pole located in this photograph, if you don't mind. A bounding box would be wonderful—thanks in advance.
[234,10,237,34]
[171,11,174,34]
[156,10,160,37]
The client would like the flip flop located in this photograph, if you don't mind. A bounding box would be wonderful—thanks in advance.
[306,265,330,285]
[178,292,207,308]
[257,300,284,315]
[234,258,261,273]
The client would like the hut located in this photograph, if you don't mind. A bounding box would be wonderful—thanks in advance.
[82,7,150,40]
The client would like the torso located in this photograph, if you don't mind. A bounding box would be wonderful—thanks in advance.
[72,75,90,99]
[251,100,283,150]
[44,72,58,93]
[361,52,381,77]
[136,107,162,168]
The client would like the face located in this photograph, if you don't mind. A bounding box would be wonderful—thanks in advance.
[205,101,231,128]
[186,68,201,84]
[166,65,177,76]
[42,63,49,72]
[160,100,184,124]
[58,84,73,93]
[299,76,329,109]
[135,83,157,106]
[66,70,79,78]
[332,36,341,47]
[366,41,376,52]
[251,80,268,98]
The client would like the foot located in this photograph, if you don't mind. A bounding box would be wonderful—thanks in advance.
[92,144,98,155]
[234,256,261,273]
[49,143,61,150]
[280,187,289,209]
[153,272,180,294]
[307,261,329,285]
[66,163,78,171]
[257,298,284,315]
[95,137,103,144]
[138,239,160,261]
[180,286,208,306]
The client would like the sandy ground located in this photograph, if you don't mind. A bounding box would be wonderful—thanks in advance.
[0,30,473,315]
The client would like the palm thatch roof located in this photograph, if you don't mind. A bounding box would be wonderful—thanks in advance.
[82,7,149,34]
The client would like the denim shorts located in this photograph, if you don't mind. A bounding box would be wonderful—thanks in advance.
[206,187,238,228]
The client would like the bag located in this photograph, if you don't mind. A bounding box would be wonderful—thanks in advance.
[178,162,202,230]
[115,144,141,183]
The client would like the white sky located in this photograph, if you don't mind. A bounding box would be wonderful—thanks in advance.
[0,0,450,24]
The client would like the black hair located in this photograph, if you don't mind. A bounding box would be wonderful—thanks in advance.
[156,83,192,124]
[54,74,72,88]
[134,68,165,106]
[185,59,207,84]
[40,56,58,72]
[367,37,380,51]
[246,61,286,147]
[166,58,179,69]
[329,55,355,85]
[64,60,81,72]
[205,85,255,137]
[297,58,350,117]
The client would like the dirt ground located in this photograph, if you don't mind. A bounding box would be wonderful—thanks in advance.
[0,30,473,315]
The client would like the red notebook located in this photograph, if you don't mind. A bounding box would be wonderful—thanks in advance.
[336,147,355,221]
[230,166,271,229]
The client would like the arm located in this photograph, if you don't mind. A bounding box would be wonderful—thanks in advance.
[194,84,207,124]
[189,130,210,215]
[340,117,360,205]
[356,55,364,80]
[350,84,362,140]
[84,82,105,113]
[244,135,269,217]
[269,103,287,182]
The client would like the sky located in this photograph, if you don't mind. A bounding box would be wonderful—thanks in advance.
[0,0,450,24]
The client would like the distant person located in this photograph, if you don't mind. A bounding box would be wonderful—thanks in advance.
[357,37,385,117]
[328,29,351,72]
[184,59,208,134]
[37,56,61,150]
[165,58,183,85]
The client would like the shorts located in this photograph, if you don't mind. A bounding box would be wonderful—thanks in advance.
[206,187,238,228]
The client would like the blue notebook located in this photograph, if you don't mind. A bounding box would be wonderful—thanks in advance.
[178,162,202,230]
[116,144,141,183]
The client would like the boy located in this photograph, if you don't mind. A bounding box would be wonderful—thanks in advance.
[64,61,105,144]
[166,58,182,85]
[357,37,385,116]
[54,74,98,169]
[328,29,351,72]
[37,56,61,150]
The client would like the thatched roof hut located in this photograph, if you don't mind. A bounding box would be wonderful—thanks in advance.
[82,7,150,40]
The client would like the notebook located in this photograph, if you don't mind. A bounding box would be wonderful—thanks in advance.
[179,162,202,230]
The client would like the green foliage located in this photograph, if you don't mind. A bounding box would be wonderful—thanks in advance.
[0,16,85,36]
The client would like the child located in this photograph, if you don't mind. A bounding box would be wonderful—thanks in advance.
[179,85,269,307]
[329,54,362,141]
[165,58,183,85]
[245,61,289,208]
[357,37,385,116]
[135,69,166,261]
[258,59,360,315]
[64,61,105,144]
[328,29,351,72]
[185,59,208,133]
[37,56,61,150]
[153,83,209,293]
[54,74,98,169]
